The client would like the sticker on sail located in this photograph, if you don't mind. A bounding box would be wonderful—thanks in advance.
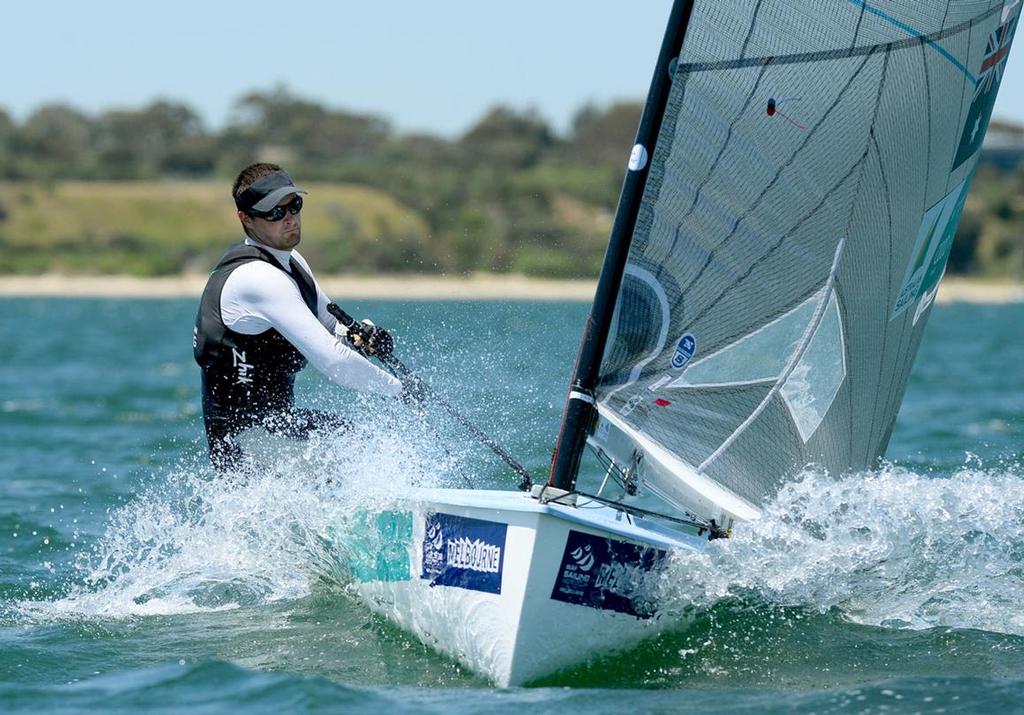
[952,7,1019,170]
[647,374,672,392]
[891,179,970,320]
[671,334,696,369]
[550,530,668,618]
[421,513,506,594]
[619,393,644,417]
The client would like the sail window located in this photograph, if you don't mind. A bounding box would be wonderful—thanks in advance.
[671,291,846,442]
[780,293,846,443]
[671,295,819,388]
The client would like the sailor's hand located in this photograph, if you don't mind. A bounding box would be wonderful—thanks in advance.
[359,319,394,358]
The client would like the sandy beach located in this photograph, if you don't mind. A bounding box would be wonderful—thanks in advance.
[0,273,1021,303]
[0,273,599,301]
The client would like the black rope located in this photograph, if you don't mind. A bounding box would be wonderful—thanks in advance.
[377,359,476,489]
[326,303,531,491]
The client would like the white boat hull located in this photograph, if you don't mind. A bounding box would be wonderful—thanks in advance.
[333,488,707,686]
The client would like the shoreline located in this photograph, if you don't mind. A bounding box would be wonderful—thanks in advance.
[0,273,598,301]
[0,273,1022,303]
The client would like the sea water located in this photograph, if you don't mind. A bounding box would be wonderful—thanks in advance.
[0,298,1022,713]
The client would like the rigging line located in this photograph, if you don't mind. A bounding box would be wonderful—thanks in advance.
[540,484,713,533]
[377,357,476,489]
[677,4,999,76]
[699,234,848,473]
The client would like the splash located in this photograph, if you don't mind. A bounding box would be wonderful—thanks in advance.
[658,463,1024,637]
[17,403,476,620]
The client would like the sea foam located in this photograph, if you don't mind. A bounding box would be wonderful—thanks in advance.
[658,463,1024,637]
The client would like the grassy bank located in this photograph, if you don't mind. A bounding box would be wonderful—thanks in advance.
[0,181,434,276]
[0,176,1020,282]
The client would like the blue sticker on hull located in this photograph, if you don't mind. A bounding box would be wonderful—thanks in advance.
[551,530,668,618]
[421,513,507,594]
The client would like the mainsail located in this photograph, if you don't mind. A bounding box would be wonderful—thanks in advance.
[574,0,1020,524]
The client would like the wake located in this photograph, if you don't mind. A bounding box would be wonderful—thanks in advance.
[659,462,1024,637]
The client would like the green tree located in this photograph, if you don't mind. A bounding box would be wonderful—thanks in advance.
[16,103,94,178]
[94,100,211,178]
[564,101,642,166]
[459,106,555,168]
[224,85,390,169]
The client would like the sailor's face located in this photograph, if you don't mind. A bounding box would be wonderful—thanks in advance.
[241,193,302,250]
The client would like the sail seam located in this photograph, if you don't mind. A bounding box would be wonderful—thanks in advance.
[835,47,892,465]
[677,5,998,75]
[865,132,895,462]
[739,0,768,58]
[601,265,671,401]
[844,0,976,80]
[948,8,977,192]
[922,42,933,212]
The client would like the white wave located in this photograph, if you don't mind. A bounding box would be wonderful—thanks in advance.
[658,464,1024,636]
[18,408,472,620]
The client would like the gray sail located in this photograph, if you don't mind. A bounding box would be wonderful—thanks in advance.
[590,0,1021,524]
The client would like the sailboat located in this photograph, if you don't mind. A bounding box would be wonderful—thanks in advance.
[338,0,1021,686]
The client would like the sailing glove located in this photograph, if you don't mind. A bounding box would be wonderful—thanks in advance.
[359,319,394,358]
[336,318,394,358]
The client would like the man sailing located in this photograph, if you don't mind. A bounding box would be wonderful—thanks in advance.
[194,163,403,471]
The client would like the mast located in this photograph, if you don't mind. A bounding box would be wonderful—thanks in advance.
[548,0,696,492]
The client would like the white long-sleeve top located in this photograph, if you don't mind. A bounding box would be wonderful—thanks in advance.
[219,237,402,397]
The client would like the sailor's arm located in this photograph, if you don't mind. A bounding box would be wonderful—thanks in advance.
[291,250,340,333]
[233,264,402,396]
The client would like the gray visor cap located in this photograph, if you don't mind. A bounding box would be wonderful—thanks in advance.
[235,170,308,212]
[252,185,308,211]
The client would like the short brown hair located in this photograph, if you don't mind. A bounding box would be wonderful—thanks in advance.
[232,163,283,202]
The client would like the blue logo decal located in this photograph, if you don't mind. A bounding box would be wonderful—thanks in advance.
[550,530,667,618]
[671,334,696,369]
[421,513,507,594]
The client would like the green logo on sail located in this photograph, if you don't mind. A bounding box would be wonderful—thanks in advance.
[892,178,971,320]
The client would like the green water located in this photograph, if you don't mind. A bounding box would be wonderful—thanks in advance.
[1,298,1022,713]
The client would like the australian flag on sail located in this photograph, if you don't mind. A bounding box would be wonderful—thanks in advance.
[952,8,1019,170]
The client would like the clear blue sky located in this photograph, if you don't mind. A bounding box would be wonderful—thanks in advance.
[5,1,1023,137]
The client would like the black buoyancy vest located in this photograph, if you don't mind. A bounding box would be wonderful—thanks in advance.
[194,243,319,426]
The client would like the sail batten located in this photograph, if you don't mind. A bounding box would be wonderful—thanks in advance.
[587,0,1020,522]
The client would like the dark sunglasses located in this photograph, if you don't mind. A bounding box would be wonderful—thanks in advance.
[249,196,303,222]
